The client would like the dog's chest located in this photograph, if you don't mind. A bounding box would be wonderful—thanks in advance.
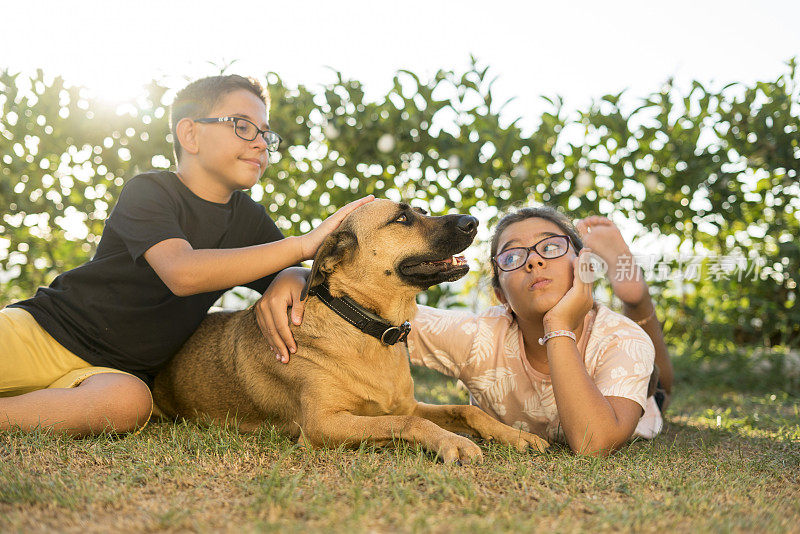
[357,392,415,417]
[352,360,416,417]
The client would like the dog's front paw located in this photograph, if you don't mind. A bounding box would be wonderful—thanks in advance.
[503,429,549,453]
[435,434,483,465]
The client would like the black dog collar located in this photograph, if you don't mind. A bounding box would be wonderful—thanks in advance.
[308,283,412,346]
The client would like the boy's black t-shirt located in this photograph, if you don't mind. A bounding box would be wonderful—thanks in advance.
[10,170,285,386]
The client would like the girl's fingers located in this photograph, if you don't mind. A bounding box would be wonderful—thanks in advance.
[579,249,596,301]
[576,248,597,285]
[572,255,581,286]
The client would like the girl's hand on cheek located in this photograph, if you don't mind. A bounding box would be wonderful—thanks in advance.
[543,248,595,332]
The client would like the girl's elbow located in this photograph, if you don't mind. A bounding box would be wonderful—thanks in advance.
[577,444,618,457]
[569,435,625,457]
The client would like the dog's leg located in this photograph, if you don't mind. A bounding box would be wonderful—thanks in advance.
[412,402,549,452]
[300,412,484,464]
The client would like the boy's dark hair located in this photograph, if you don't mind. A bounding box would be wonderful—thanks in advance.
[489,205,584,290]
[170,75,269,163]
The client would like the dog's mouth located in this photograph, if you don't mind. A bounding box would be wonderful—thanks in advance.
[398,255,470,285]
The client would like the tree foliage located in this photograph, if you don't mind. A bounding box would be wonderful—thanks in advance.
[1,59,798,356]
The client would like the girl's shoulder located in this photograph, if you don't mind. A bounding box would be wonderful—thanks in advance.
[589,304,654,349]
[412,304,517,348]
[593,303,645,332]
[415,303,513,325]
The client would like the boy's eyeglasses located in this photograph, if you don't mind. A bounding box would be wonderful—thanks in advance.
[492,235,571,272]
[194,116,282,152]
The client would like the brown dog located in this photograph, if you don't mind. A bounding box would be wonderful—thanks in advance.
[153,199,548,463]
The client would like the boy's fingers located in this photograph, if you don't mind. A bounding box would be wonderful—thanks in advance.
[270,301,295,359]
[336,195,375,218]
[349,195,375,208]
[256,301,289,359]
[291,297,306,326]
[275,320,295,356]
[273,302,297,355]
[266,319,288,359]
[257,311,281,356]
[319,196,375,236]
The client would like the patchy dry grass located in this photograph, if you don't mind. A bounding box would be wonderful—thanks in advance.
[1,366,798,533]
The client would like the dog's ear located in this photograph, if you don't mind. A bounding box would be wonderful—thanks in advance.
[300,229,358,301]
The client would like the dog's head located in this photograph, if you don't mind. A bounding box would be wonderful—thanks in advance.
[301,199,478,307]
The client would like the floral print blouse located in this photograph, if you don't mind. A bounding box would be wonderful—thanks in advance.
[405,303,661,442]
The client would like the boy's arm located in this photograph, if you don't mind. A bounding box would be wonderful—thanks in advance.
[144,237,304,297]
[144,196,373,297]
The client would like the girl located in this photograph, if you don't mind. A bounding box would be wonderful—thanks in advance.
[405,206,670,455]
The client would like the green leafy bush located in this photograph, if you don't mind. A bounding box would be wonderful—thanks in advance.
[1,59,797,359]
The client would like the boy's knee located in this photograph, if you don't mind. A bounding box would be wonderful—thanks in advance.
[80,373,153,433]
[116,377,153,431]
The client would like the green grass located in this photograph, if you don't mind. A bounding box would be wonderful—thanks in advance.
[1,364,798,533]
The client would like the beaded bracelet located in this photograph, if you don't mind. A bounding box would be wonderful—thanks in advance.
[538,329,577,345]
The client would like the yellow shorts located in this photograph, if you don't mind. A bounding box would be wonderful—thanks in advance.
[0,308,152,431]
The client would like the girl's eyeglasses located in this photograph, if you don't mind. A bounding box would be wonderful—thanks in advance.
[493,235,571,272]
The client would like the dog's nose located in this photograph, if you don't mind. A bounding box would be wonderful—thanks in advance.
[456,215,478,235]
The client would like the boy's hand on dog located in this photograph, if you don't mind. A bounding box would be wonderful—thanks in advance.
[298,196,374,260]
[257,267,310,363]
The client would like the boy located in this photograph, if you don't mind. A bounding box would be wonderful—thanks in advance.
[0,75,371,436]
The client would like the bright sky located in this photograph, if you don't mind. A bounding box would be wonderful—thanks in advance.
[3,0,800,132]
